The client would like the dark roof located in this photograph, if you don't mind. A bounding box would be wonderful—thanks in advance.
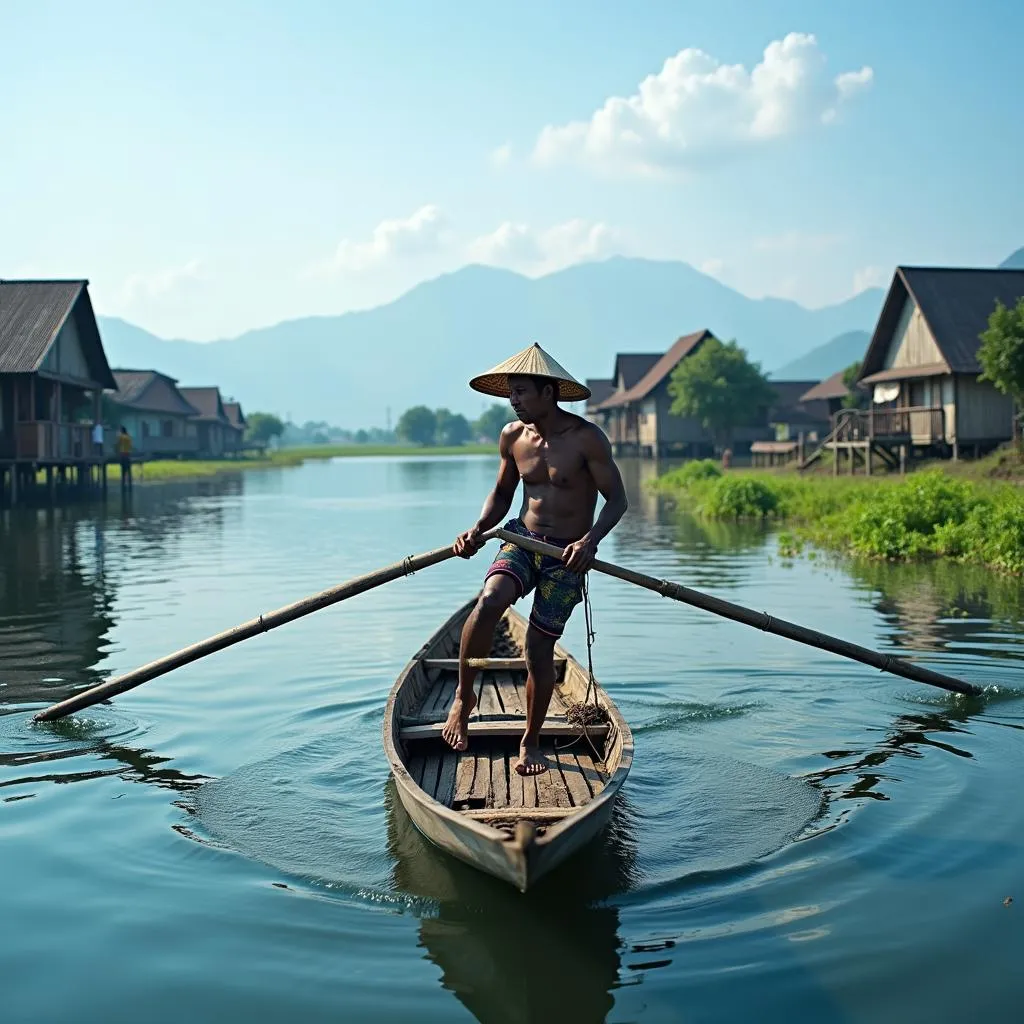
[768,380,821,408]
[0,280,116,388]
[584,378,615,410]
[800,370,850,402]
[223,401,246,430]
[613,353,662,390]
[766,380,832,426]
[108,370,199,416]
[597,331,714,409]
[859,266,1024,381]
[178,386,230,424]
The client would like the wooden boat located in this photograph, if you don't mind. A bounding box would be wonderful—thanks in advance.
[382,595,634,892]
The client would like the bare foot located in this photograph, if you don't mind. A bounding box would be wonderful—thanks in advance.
[441,692,476,751]
[515,743,549,776]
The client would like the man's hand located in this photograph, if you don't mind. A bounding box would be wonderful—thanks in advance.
[454,525,486,558]
[561,536,597,573]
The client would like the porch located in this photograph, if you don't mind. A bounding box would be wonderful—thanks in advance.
[799,405,947,474]
[13,421,111,461]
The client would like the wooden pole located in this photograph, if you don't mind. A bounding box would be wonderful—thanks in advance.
[492,529,983,698]
[34,531,498,722]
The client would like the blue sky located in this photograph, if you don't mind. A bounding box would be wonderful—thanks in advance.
[2,0,1022,339]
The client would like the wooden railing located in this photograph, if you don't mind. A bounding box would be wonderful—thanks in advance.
[832,406,945,443]
[14,422,107,460]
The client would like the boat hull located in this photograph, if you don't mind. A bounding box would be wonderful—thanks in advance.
[382,596,633,891]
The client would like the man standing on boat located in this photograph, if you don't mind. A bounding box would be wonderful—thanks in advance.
[443,342,627,777]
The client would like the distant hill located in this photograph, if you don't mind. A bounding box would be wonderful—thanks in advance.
[1000,247,1024,270]
[772,330,871,381]
[96,257,886,427]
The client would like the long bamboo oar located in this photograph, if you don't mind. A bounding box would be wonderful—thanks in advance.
[493,528,984,698]
[33,531,497,723]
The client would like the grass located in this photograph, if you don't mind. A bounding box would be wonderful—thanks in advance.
[652,458,1024,575]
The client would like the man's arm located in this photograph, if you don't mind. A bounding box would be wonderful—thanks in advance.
[454,424,521,556]
[563,424,627,572]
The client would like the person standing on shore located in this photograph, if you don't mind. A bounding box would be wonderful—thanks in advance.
[117,426,133,490]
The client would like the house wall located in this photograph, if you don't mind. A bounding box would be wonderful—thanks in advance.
[197,422,225,456]
[651,384,711,446]
[955,375,1015,443]
[0,377,12,458]
[117,411,200,455]
[883,297,944,370]
[39,316,94,383]
[637,398,658,447]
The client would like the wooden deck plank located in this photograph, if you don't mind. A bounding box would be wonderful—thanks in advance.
[490,753,509,809]
[434,677,456,716]
[419,678,446,716]
[435,751,458,807]
[574,750,607,796]
[495,670,524,716]
[453,751,476,805]
[522,773,538,808]
[471,751,491,805]
[400,721,608,742]
[507,756,525,808]
[534,749,571,809]
[420,753,442,799]
[462,807,573,822]
[407,755,426,788]
[422,657,563,671]
[554,747,593,807]
[477,676,503,716]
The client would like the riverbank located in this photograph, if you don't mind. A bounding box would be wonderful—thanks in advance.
[651,459,1024,575]
[102,443,498,484]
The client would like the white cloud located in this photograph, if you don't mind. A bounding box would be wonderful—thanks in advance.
[467,218,621,273]
[853,265,889,292]
[699,258,725,278]
[490,143,513,168]
[306,204,446,276]
[120,258,203,304]
[532,32,873,177]
[836,67,874,99]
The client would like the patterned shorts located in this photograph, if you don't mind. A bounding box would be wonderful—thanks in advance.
[484,518,585,638]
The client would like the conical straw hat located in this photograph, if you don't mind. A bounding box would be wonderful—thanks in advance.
[468,341,591,402]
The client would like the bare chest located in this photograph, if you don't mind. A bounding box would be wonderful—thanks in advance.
[514,436,585,488]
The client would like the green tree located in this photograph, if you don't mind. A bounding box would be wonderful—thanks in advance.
[841,361,868,409]
[246,412,285,443]
[473,403,516,441]
[396,405,437,446]
[434,408,472,446]
[667,336,776,450]
[354,428,369,444]
[978,297,1024,412]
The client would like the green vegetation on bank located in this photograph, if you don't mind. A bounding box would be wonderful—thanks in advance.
[652,459,1024,575]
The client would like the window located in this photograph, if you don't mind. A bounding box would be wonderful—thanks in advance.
[162,420,174,437]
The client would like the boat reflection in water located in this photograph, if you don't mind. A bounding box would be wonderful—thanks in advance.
[384,777,638,1024]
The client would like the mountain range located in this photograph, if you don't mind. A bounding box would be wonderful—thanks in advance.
[96,250,1020,426]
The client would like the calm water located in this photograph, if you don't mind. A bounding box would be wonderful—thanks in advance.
[2,455,1023,1023]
